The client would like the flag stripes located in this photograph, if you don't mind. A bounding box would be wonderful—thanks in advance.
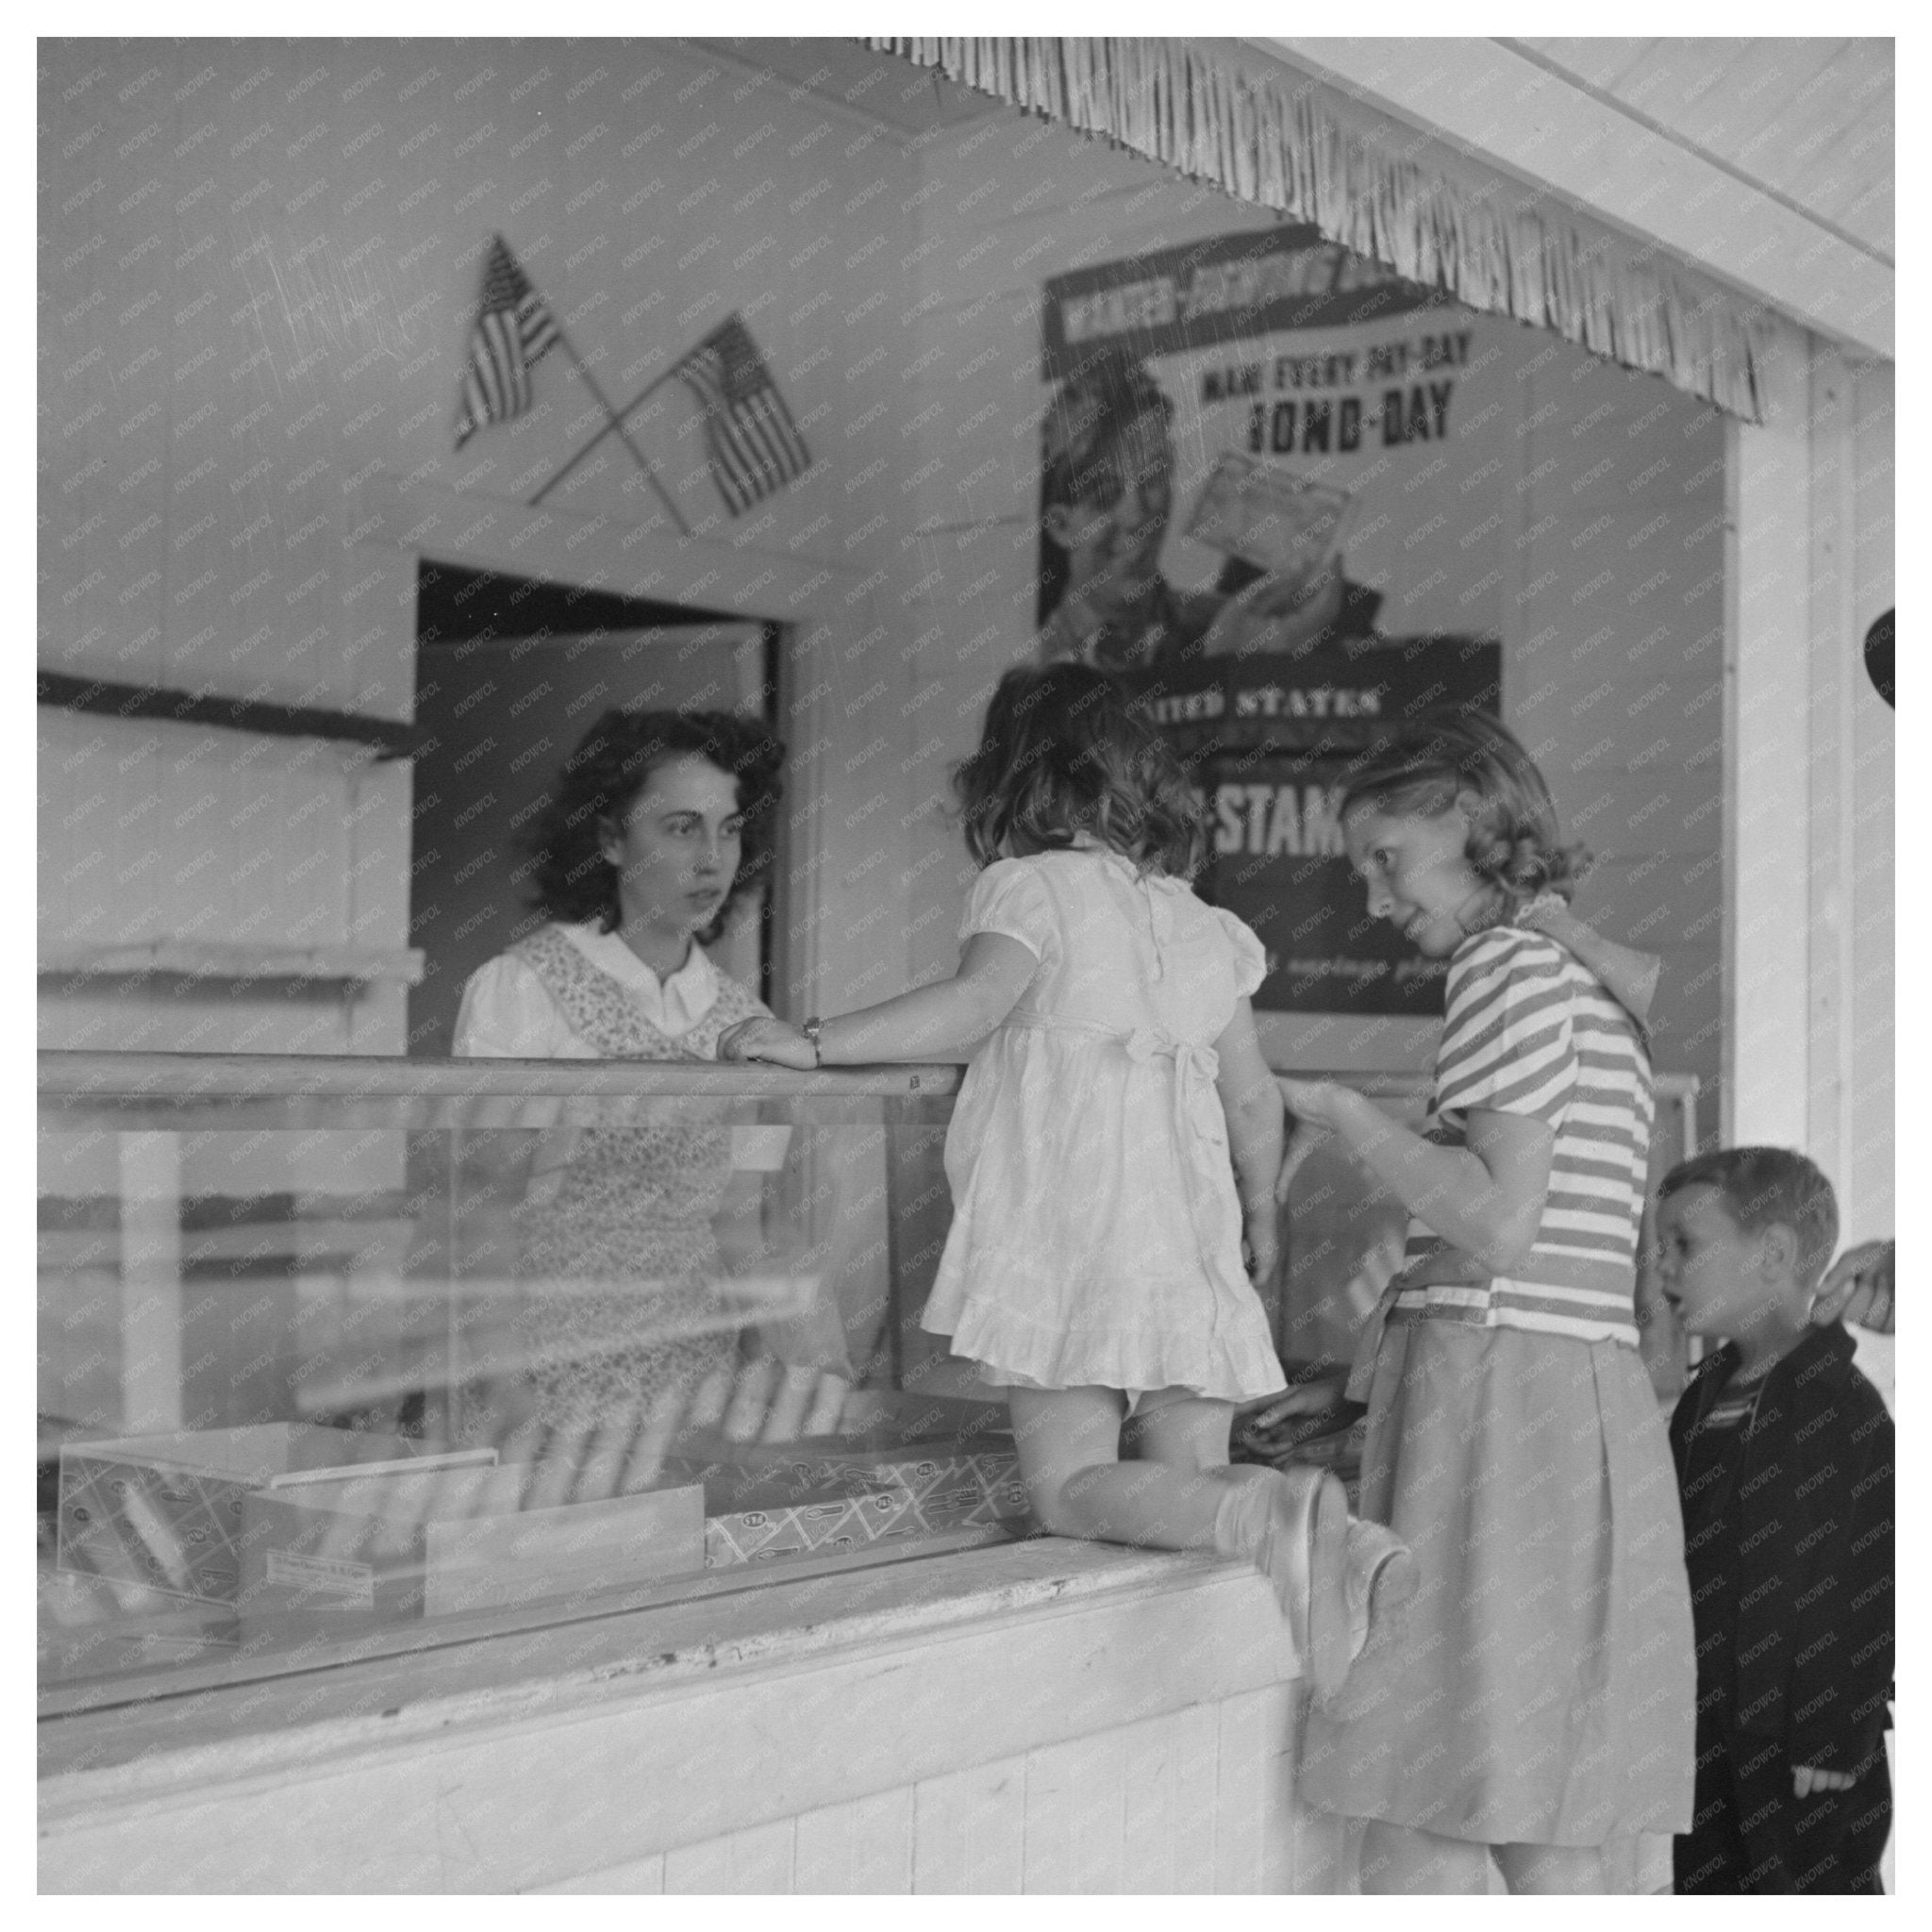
[454,236,560,448]
[675,315,812,515]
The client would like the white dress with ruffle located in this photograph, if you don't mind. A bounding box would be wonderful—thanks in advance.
[921,849,1287,1404]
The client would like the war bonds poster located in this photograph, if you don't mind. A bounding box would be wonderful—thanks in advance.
[1037,225,1509,1017]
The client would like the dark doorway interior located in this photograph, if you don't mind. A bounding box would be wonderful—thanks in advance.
[416,560,741,642]
[407,561,780,1057]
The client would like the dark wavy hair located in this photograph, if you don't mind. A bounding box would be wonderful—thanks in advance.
[953,663,1205,877]
[528,708,785,941]
[1659,1146,1840,1294]
[1337,711,1589,913]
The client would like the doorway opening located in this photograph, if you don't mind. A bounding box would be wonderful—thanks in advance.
[407,559,783,1057]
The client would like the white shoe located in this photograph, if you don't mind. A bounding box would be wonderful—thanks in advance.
[1343,1517,1417,1658]
[1213,1466,1351,1700]
[1316,1517,1419,1716]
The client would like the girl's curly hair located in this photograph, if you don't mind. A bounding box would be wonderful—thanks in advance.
[1338,711,1590,913]
[953,662,1205,877]
[528,708,785,940]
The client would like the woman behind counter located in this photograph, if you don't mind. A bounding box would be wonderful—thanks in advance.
[455,707,846,1447]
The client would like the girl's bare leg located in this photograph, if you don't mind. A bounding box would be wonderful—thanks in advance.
[1133,1389,1352,1696]
[1493,1842,1609,1894]
[1121,1385,1235,1472]
[1008,1385,1230,1548]
[1358,1822,1492,1894]
[1010,1385,1352,1694]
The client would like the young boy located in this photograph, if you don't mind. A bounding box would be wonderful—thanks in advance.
[1655,1148,1894,1893]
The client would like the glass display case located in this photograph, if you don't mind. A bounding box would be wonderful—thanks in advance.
[37,1052,1001,1714]
[38,1050,1696,1721]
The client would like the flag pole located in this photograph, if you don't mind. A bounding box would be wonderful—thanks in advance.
[528,362,681,510]
[538,327,691,535]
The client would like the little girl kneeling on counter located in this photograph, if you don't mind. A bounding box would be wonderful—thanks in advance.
[721,663,1412,1700]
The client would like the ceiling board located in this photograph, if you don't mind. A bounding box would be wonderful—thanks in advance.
[691,37,1009,140]
[1602,39,1750,118]
[1511,36,1647,91]
[1674,42,1856,156]
[719,37,1893,280]
[1514,35,1891,259]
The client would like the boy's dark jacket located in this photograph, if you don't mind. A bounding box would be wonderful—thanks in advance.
[1669,1322,1893,1776]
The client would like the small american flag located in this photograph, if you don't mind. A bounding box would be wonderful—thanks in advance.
[454,236,560,448]
[675,315,813,515]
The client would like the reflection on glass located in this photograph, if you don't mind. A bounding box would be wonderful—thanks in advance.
[443,1107,825,1474]
[37,1066,1020,1703]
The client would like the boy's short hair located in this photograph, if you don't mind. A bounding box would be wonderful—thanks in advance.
[1658,1146,1840,1293]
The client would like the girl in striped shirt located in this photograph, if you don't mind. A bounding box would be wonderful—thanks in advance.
[1283,714,1694,1893]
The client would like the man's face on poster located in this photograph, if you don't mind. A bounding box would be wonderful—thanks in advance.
[1043,407,1175,617]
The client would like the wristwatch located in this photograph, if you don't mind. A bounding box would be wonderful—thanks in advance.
[801,1017,824,1068]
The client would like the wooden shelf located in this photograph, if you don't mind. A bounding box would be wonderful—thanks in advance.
[36,670,417,759]
[38,941,425,986]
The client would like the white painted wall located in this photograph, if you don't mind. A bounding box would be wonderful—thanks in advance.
[1847,360,1895,1240]
[39,40,936,1050]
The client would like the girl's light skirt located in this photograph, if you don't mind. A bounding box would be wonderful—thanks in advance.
[1298,1318,1695,1847]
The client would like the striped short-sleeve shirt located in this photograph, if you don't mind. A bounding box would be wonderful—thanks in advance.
[1386,926,1655,1346]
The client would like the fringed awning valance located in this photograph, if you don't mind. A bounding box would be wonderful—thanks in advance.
[868,36,1773,424]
